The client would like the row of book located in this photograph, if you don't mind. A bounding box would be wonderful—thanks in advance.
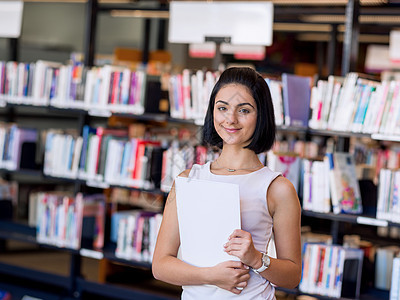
[44,126,164,190]
[377,168,400,223]
[268,151,363,215]
[0,60,147,115]
[167,69,217,124]
[309,73,400,136]
[31,192,105,250]
[111,210,162,263]
[299,243,363,298]
[160,141,219,192]
[0,121,390,216]
[2,60,400,138]
[0,124,38,171]
[28,189,164,264]
[168,69,400,137]
[44,124,220,192]
[307,152,362,215]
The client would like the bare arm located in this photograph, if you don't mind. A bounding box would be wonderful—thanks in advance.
[152,170,250,294]
[224,176,302,289]
[260,176,302,288]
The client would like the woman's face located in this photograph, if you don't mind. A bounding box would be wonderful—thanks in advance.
[213,83,258,148]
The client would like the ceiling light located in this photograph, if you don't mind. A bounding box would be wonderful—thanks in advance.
[301,15,346,23]
[302,14,400,24]
[337,33,390,43]
[270,0,347,5]
[110,10,170,18]
[274,23,332,32]
[270,0,387,5]
[360,15,400,24]
[296,33,331,41]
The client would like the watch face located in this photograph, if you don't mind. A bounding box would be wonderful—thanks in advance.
[262,253,270,268]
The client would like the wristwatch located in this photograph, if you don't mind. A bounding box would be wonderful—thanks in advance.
[252,252,270,274]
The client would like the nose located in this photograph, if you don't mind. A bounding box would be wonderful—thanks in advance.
[224,111,238,124]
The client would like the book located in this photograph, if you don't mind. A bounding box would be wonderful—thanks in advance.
[265,78,284,126]
[390,257,400,300]
[79,125,97,175]
[0,289,11,300]
[375,246,400,290]
[327,152,362,215]
[331,73,359,132]
[300,243,364,298]
[267,152,300,192]
[76,193,106,250]
[281,73,312,127]
[175,177,241,268]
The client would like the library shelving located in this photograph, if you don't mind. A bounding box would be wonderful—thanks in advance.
[2,0,400,300]
[0,78,183,299]
[0,79,400,300]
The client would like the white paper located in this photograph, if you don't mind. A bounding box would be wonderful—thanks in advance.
[0,1,23,38]
[169,1,273,46]
[175,176,241,267]
[390,30,400,63]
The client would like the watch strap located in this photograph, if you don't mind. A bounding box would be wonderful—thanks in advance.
[252,252,270,274]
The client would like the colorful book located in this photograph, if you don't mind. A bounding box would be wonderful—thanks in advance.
[327,152,362,214]
[281,73,312,127]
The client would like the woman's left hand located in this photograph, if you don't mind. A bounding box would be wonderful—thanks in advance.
[223,229,261,269]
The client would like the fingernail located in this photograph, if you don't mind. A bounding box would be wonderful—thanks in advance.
[244,265,249,269]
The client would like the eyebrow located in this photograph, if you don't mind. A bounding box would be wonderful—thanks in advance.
[215,100,255,109]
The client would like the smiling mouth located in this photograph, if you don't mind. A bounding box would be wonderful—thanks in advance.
[224,127,241,133]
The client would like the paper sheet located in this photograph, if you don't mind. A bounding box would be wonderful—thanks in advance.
[175,176,241,267]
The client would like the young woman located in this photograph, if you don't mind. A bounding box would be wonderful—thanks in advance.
[152,67,301,299]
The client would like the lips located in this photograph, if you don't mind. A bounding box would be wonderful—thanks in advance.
[224,127,241,133]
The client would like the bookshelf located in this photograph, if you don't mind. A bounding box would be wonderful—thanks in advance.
[0,83,181,299]
[1,1,400,299]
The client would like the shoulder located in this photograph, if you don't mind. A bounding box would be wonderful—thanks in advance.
[177,162,210,179]
[267,176,301,216]
[177,169,191,178]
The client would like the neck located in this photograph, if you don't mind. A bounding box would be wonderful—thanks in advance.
[217,146,261,170]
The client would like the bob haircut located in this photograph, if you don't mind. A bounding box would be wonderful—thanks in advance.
[203,67,276,154]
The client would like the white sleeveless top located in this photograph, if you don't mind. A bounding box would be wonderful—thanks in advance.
[181,161,281,300]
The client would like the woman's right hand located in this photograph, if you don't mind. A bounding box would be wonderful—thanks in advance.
[208,260,250,294]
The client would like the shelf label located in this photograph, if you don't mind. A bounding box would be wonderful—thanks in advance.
[88,109,112,118]
[87,180,110,189]
[80,248,104,260]
[356,216,388,227]
[371,133,400,142]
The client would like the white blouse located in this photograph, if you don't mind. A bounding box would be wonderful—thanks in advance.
[180,161,280,300]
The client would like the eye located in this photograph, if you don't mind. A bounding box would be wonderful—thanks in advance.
[239,108,250,114]
[217,106,227,111]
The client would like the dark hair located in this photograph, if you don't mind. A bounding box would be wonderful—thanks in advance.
[203,67,276,154]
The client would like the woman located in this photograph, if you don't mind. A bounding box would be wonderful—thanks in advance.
[152,67,301,299]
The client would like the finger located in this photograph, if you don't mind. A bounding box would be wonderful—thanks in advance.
[234,269,250,278]
[230,288,242,295]
[225,250,244,258]
[229,229,245,239]
[225,260,246,269]
[239,273,251,282]
[224,243,243,252]
[225,238,246,246]
[236,281,248,288]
